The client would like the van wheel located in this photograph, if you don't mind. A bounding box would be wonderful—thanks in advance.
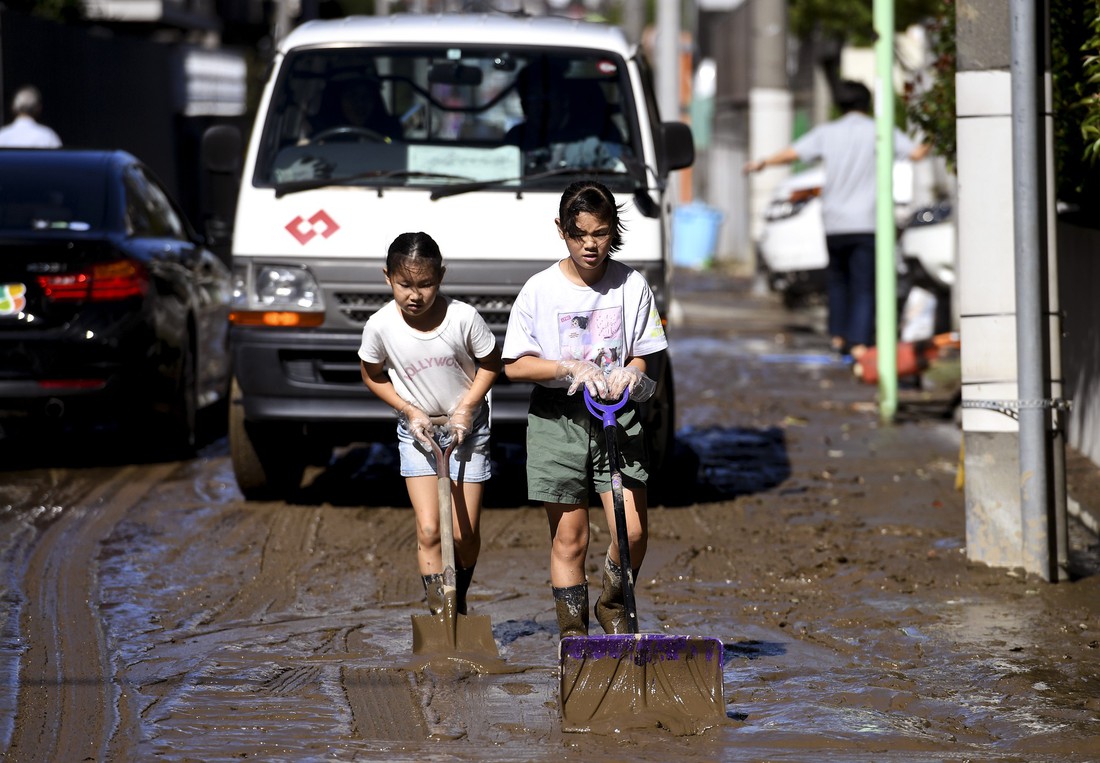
[643,359,676,500]
[229,377,305,500]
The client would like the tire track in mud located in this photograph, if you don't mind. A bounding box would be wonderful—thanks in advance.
[205,504,322,625]
[6,462,178,763]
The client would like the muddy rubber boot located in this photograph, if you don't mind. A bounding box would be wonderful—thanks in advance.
[594,556,636,634]
[455,565,475,616]
[421,573,445,616]
[552,583,590,639]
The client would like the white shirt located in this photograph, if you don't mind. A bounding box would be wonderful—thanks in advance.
[792,111,915,235]
[0,115,62,148]
[358,297,496,416]
[502,258,668,388]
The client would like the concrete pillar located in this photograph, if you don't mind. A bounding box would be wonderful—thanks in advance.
[957,0,1065,576]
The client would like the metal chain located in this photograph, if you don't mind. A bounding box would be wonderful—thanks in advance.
[960,398,1072,424]
[961,399,1072,411]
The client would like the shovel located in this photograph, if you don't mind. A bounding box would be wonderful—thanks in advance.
[411,421,498,657]
[557,388,725,734]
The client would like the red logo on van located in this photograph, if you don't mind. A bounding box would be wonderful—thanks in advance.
[286,210,340,245]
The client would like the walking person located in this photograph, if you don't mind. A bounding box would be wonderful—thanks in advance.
[501,180,664,640]
[0,86,62,148]
[358,232,502,617]
[744,79,929,359]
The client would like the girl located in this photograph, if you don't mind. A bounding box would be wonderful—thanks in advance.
[358,232,502,617]
[501,181,665,639]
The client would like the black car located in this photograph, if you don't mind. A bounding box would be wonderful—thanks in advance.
[0,149,232,454]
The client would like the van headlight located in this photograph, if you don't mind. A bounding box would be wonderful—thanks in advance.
[230,263,325,327]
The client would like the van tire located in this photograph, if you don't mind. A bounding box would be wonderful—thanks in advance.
[643,359,676,501]
[229,377,305,500]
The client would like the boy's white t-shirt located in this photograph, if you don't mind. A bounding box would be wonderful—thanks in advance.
[358,297,496,416]
[502,258,668,389]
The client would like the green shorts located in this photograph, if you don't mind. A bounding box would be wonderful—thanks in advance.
[525,385,650,505]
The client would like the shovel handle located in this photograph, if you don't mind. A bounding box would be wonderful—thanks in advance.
[426,419,457,590]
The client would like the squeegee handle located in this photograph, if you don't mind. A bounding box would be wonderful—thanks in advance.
[583,387,629,426]
[583,388,639,633]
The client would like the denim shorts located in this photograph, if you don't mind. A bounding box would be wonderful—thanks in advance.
[397,404,491,482]
[525,386,649,504]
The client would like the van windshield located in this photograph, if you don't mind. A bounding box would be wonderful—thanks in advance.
[255,46,641,193]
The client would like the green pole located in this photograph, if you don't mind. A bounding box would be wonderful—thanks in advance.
[874,0,897,422]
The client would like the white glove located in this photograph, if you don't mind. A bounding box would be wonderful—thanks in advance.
[607,366,657,402]
[555,360,608,397]
[401,403,433,445]
[447,405,473,445]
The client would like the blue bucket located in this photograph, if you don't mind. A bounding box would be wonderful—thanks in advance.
[672,202,723,268]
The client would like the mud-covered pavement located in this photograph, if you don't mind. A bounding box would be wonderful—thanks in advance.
[2,270,1099,762]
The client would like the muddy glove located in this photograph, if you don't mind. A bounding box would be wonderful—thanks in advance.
[400,403,433,445]
[607,366,657,402]
[556,359,609,397]
[447,405,474,445]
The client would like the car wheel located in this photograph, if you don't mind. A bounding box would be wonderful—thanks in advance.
[229,377,306,500]
[157,333,199,459]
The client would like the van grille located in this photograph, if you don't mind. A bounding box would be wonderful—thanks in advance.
[334,291,515,330]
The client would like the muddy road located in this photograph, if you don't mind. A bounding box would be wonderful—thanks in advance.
[2,271,1098,762]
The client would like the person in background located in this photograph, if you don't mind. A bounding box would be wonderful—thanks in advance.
[0,86,62,148]
[744,80,929,360]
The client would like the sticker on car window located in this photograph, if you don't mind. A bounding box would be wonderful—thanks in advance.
[0,283,27,316]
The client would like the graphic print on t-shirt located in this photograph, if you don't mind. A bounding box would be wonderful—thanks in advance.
[558,307,622,369]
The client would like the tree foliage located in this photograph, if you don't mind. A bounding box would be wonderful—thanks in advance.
[788,0,942,46]
[1052,0,1100,212]
[904,0,955,170]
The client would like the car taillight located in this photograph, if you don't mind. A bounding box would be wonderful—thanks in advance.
[37,260,148,302]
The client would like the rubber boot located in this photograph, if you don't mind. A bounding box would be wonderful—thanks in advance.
[421,573,445,616]
[594,556,636,634]
[455,565,475,616]
[552,583,590,639]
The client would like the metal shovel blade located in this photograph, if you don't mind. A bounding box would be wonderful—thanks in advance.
[410,428,498,658]
[559,634,725,734]
[411,590,498,656]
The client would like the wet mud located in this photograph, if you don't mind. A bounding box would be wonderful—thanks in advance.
[1,270,1098,762]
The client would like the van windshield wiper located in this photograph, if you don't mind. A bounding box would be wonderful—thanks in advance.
[429,167,628,200]
[274,169,475,198]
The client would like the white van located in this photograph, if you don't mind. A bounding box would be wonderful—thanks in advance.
[203,13,694,498]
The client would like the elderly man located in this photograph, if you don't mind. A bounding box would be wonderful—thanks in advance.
[0,86,62,148]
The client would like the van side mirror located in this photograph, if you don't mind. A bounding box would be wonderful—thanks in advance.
[200,125,243,263]
[661,121,695,173]
[202,125,243,174]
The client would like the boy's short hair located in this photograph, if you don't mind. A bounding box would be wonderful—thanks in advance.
[557,180,626,253]
[835,80,871,114]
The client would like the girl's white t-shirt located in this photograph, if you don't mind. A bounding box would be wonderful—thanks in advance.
[358,297,496,416]
[502,258,668,388]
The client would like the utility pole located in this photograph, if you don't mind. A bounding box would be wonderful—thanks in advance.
[656,0,681,201]
[621,0,645,45]
[872,0,897,421]
[746,0,791,244]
